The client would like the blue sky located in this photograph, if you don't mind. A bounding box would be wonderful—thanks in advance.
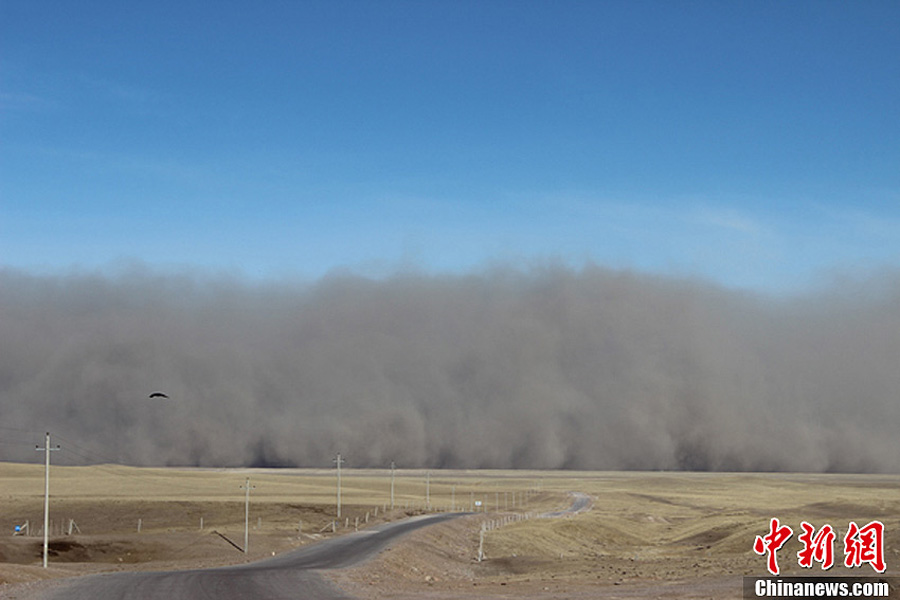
[1,0,898,292]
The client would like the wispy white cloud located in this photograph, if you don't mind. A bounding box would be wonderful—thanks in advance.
[18,144,206,184]
[71,73,168,107]
[812,201,900,240]
[0,90,52,111]
[690,206,762,235]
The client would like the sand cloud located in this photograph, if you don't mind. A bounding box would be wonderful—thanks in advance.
[1,263,898,472]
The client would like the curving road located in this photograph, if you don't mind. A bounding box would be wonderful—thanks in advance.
[46,513,465,600]
[541,491,592,517]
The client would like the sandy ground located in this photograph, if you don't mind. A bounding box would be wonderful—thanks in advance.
[328,514,743,599]
[2,465,898,599]
[331,473,900,599]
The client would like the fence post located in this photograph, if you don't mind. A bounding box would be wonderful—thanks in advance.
[477,523,485,562]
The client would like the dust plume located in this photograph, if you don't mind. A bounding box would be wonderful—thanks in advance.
[1,263,898,472]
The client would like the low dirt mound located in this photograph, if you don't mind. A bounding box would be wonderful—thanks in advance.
[0,537,158,564]
[46,540,89,562]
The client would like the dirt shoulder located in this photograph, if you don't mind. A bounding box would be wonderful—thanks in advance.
[328,513,743,599]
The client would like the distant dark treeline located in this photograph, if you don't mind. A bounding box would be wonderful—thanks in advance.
[1,264,898,472]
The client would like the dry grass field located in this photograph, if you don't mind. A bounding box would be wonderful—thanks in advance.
[1,462,898,599]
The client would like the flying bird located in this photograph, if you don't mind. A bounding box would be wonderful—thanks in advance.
[148,392,170,399]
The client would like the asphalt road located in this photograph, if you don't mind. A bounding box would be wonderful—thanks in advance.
[541,491,592,517]
[46,513,465,600]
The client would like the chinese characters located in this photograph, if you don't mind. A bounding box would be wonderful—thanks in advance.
[753,519,885,575]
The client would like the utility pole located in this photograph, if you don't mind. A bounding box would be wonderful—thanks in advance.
[240,478,255,554]
[333,453,345,518]
[390,461,395,510]
[425,471,430,510]
[35,432,59,569]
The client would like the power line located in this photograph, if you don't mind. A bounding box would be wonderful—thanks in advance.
[0,425,39,434]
